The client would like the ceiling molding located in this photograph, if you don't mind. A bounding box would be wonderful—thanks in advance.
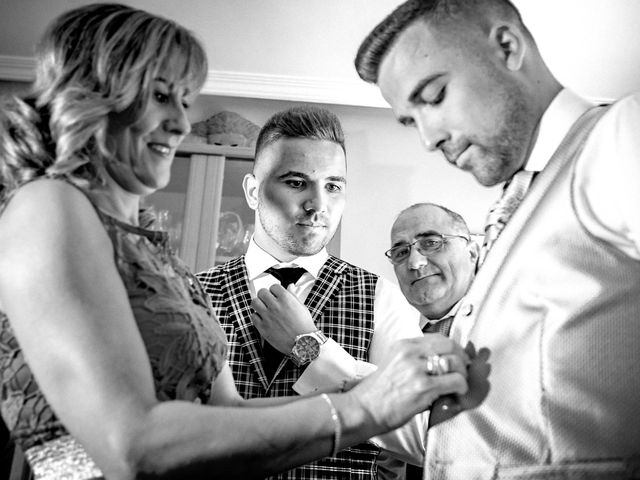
[0,54,614,106]
[202,70,389,108]
[0,54,389,108]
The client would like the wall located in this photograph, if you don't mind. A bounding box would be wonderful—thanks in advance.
[516,1,640,101]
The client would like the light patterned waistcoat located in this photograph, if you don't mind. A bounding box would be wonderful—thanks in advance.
[427,106,640,479]
[197,255,380,480]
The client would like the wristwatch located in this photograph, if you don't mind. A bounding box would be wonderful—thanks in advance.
[290,330,328,366]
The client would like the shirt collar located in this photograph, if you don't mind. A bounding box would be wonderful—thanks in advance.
[524,88,594,173]
[245,237,329,281]
[419,299,463,330]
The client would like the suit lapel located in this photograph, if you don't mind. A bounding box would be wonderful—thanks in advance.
[224,257,271,390]
[305,256,347,328]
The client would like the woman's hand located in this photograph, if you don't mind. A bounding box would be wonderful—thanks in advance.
[428,341,491,428]
[346,334,470,432]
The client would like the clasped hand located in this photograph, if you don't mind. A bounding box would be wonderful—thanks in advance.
[349,336,491,432]
[251,284,316,353]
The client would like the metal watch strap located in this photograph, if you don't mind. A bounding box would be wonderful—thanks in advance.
[307,330,328,344]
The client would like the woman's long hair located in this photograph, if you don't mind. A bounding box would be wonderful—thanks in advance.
[0,3,207,199]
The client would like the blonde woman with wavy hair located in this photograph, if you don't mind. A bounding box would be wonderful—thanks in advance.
[0,3,471,479]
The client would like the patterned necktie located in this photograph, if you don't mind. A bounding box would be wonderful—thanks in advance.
[479,170,536,266]
[261,266,308,379]
[423,316,454,336]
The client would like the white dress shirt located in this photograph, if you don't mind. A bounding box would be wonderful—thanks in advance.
[245,239,427,466]
[419,300,462,332]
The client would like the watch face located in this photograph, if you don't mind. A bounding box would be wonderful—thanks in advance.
[293,335,320,364]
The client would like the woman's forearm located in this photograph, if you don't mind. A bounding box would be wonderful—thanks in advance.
[128,392,376,479]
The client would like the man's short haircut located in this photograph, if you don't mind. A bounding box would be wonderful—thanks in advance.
[254,106,346,163]
[399,202,471,237]
[355,0,524,84]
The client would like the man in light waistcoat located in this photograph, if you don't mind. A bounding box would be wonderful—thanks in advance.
[356,0,640,478]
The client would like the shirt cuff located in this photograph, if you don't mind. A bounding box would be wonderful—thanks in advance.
[292,338,378,394]
[369,411,429,465]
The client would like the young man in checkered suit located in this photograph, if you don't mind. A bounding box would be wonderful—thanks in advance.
[197,106,427,479]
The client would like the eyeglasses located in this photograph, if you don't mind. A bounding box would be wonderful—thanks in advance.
[385,233,469,265]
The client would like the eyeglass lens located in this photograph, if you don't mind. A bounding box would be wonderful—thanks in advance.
[389,235,444,263]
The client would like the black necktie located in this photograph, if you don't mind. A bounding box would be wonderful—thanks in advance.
[261,266,308,379]
[422,316,454,336]
[266,267,307,287]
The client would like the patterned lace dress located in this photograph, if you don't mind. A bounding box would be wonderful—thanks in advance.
[0,179,228,479]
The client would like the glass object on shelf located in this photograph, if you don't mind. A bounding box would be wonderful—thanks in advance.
[145,206,183,253]
[214,158,255,265]
[143,154,191,256]
[215,212,256,259]
[217,211,244,256]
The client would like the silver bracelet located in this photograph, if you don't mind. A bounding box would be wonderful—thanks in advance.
[320,393,342,457]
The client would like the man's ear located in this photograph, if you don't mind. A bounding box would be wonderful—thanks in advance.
[242,173,259,210]
[492,24,526,71]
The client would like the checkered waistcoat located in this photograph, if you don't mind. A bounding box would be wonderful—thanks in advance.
[196,255,380,480]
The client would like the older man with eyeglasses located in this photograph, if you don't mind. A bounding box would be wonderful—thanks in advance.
[387,203,479,336]
[386,202,481,480]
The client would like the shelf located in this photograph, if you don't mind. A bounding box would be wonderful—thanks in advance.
[177,142,253,159]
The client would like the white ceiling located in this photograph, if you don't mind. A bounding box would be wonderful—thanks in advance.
[1,0,640,106]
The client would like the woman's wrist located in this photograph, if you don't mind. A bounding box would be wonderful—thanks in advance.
[327,390,381,447]
[320,394,341,457]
